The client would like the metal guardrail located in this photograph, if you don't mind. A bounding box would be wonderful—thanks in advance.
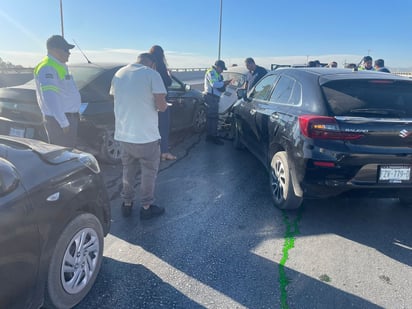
[393,72,412,78]
[2,67,208,73]
[170,68,207,72]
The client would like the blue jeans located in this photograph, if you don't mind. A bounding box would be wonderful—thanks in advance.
[120,140,161,207]
[158,108,170,153]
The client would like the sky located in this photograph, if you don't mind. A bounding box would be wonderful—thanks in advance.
[1,0,412,71]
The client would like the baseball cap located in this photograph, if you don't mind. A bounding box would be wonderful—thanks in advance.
[46,35,75,51]
[214,60,227,70]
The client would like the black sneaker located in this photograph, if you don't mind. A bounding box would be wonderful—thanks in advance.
[140,205,165,220]
[121,202,133,217]
[206,135,224,145]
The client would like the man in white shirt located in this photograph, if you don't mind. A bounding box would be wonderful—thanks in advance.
[110,53,168,219]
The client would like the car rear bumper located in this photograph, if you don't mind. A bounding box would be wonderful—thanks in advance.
[301,161,412,199]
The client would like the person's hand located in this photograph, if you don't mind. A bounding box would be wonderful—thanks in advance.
[62,126,70,134]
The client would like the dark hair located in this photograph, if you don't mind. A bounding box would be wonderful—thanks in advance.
[149,45,172,87]
[374,59,385,67]
[149,45,168,68]
[308,60,320,67]
[245,57,255,64]
[363,56,372,62]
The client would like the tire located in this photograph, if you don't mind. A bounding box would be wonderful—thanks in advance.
[232,118,244,150]
[192,105,207,133]
[99,128,121,164]
[270,151,302,209]
[45,213,104,309]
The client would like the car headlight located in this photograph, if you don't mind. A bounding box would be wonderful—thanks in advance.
[78,153,100,174]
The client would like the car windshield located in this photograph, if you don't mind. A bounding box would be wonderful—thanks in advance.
[322,79,412,118]
[69,66,106,89]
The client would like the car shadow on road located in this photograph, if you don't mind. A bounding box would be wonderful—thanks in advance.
[74,257,205,309]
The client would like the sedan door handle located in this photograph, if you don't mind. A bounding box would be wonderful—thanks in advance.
[250,109,257,116]
[270,112,279,122]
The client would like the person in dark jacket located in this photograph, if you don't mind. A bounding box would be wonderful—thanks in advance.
[374,59,391,73]
[149,45,176,160]
[244,57,267,91]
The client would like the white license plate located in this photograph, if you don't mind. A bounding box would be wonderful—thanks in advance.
[9,127,25,137]
[379,166,411,181]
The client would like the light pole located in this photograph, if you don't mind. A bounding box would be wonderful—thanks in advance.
[218,0,222,60]
[60,0,64,37]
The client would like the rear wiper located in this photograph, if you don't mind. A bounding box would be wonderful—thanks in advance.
[349,108,406,117]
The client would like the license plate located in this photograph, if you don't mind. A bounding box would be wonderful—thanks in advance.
[9,127,25,137]
[379,166,411,182]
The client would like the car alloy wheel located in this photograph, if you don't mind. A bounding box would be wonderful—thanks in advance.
[60,227,100,294]
[270,151,302,209]
[192,106,207,133]
[45,213,104,308]
[99,128,121,164]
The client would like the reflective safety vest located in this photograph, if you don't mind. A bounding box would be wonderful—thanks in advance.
[34,56,81,128]
[204,66,225,96]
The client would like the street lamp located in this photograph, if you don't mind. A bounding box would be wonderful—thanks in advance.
[218,0,222,60]
[60,0,64,37]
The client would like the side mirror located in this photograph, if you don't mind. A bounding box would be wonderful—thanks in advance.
[0,158,20,197]
[185,84,191,91]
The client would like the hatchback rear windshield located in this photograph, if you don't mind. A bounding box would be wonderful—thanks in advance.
[322,79,412,118]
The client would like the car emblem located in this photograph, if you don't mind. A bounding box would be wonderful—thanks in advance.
[399,129,411,138]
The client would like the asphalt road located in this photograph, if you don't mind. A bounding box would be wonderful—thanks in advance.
[75,130,412,309]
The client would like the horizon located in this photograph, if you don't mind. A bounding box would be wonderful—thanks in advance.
[2,49,410,72]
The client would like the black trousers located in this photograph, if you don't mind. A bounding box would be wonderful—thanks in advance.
[204,93,220,137]
[45,113,79,147]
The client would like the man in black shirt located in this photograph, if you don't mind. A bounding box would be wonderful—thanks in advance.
[244,57,267,91]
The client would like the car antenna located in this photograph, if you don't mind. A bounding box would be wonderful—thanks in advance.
[72,39,92,64]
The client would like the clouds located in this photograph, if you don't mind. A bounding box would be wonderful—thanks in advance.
[2,48,408,72]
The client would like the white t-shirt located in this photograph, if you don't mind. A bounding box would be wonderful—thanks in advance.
[110,63,166,143]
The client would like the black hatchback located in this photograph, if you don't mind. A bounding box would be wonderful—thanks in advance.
[0,63,207,164]
[0,135,111,308]
[232,68,412,209]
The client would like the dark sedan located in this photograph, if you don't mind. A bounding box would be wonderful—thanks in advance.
[0,63,207,164]
[232,68,412,209]
[0,135,111,308]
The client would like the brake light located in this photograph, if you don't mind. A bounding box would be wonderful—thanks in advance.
[368,80,394,84]
[298,115,363,140]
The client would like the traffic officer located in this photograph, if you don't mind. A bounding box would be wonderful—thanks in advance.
[203,60,231,145]
[358,56,375,71]
[34,35,81,147]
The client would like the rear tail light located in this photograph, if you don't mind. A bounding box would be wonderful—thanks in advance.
[298,115,363,140]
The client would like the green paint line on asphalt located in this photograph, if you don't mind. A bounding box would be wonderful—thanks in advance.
[278,209,302,309]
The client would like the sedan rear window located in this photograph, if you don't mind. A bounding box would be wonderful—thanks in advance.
[322,80,412,118]
[69,67,105,89]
